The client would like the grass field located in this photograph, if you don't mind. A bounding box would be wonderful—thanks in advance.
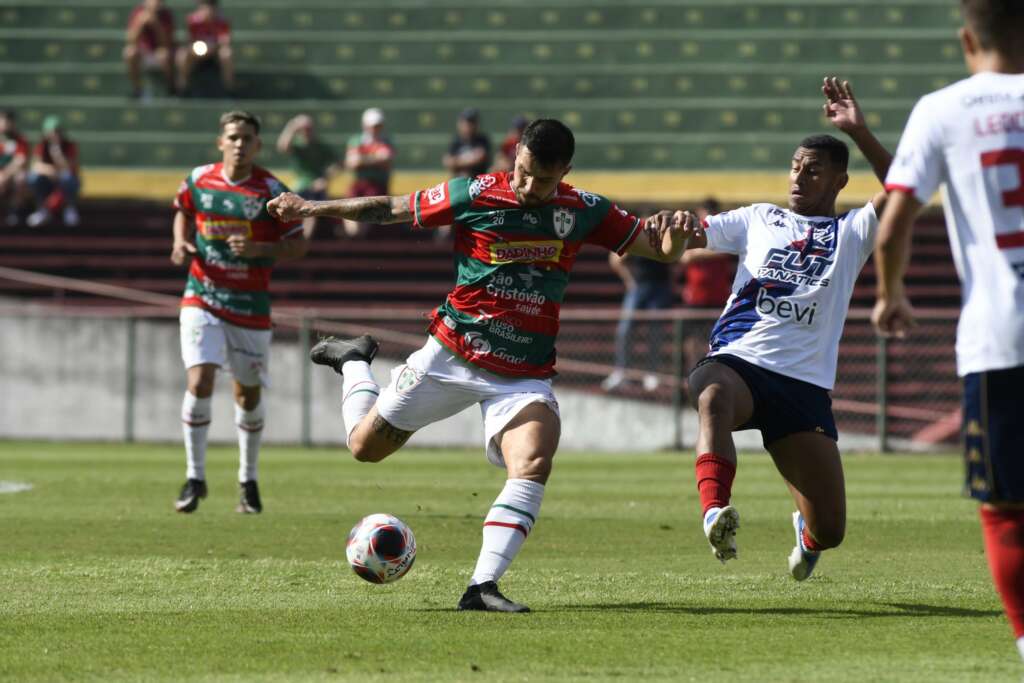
[1,442,1019,682]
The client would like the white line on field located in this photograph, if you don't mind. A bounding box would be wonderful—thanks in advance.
[0,481,33,494]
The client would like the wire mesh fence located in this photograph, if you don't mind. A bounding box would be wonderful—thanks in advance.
[0,294,961,452]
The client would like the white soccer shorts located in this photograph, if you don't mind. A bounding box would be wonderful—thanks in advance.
[179,306,271,387]
[375,336,560,467]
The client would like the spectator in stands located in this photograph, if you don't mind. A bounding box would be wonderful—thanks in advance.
[493,115,528,172]
[123,0,176,98]
[276,114,339,238]
[0,110,30,227]
[26,116,81,228]
[443,108,492,178]
[176,0,234,95]
[602,232,676,392]
[680,198,737,371]
[342,107,395,237]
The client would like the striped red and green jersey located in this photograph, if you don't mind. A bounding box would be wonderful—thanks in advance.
[0,133,29,170]
[173,163,301,329]
[409,172,643,378]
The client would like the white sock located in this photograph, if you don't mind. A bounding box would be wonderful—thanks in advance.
[470,479,545,586]
[341,360,379,445]
[1017,636,1024,662]
[236,402,264,483]
[181,392,211,480]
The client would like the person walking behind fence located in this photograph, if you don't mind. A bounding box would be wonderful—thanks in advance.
[602,249,675,392]
[873,0,1024,661]
[169,110,309,515]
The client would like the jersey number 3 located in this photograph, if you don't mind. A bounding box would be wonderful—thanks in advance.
[981,148,1024,250]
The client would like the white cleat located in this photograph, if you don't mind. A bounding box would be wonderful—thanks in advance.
[703,505,740,563]
[788,511,821,581]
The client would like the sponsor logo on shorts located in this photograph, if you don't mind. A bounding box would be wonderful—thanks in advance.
[489,240,562,264]
[426,182,447,205]
[201,219,252,239]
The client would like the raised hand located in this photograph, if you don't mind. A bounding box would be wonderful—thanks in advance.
[822,76,865,133]
[871,293,916,339]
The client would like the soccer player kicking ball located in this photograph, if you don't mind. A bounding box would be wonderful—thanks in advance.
[268,119,699,611]
[687,78,892,580]
[170,110,309,514]
[874,0,1024,662]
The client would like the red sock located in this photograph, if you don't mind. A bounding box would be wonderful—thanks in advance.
[980,507,1024,639]
[695,453,736,515]
[801,525,824,553]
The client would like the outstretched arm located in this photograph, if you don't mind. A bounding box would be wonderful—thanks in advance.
[267,191,412,225]
[823,76,892,213]
[626,210,704,263]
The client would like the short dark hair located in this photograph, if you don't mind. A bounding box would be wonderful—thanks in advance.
[219,110,261,135]
[797,134,849,171]
[961,0,1024,57]
[520,119,574,168]
[0,110,15,122]
[701,197,721,213]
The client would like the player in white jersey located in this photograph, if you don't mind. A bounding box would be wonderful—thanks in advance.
[686,78,892,580]
[873,0,1024,661]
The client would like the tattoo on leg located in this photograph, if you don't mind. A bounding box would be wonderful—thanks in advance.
[371,415,412,446]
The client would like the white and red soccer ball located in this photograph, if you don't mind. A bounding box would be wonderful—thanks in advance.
[346,513,416,584]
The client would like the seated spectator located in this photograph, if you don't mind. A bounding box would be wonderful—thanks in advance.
[342,108,394,237]
[123,0,176,98]
[276,114,339,238]
[0,110,30,227]
[177,0,234,95]
[26,116,81,228]
[443,108,491,178]
[493,115,528,172]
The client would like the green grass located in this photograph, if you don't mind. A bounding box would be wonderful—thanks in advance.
[0,442,1018,682]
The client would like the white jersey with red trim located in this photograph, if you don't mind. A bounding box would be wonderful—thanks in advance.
[704,202,877,390]
[886,72,1024,376]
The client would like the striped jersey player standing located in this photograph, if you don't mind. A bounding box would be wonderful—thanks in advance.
[686,78,892,580]
[874,0,1024,661]
[267,119,698,612]
[170,110,308,515]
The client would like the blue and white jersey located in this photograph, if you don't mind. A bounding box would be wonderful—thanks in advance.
[704,202,878,390]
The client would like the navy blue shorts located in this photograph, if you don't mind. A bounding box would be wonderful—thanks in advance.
[963,365,1024,503]
[693,354,838,449]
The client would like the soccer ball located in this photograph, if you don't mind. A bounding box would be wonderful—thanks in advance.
[346,513,417,584]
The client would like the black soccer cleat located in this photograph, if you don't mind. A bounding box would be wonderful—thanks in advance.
[457,581,531,613]
[175,478,208,513]
[236,480,263,514]
[309,335,379,374]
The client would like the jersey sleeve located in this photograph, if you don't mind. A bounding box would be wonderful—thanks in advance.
[703,205,754,254]
[173,175,194,214]
[847,201,879,262]
[408,176,472,229]
[885,96,947,204]
[585,198,643,255]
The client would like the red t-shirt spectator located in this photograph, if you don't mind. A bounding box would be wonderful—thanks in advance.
[34,139,79,176]
[128,5,175,52]
[682,257,734,307]
[187,10,230,45]
[1,133,29,171]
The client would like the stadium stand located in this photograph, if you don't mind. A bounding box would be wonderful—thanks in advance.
[0,1,965,173]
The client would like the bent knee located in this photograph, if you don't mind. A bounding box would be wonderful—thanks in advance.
[808,521,845,550]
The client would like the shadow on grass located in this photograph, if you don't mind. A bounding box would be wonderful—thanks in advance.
[533,601,1002,619]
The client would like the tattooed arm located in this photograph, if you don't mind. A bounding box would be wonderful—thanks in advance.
[267,192,411,225]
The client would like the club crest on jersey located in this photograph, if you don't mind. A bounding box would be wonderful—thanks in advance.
[552,208,575,238]
[242,196,264,220]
